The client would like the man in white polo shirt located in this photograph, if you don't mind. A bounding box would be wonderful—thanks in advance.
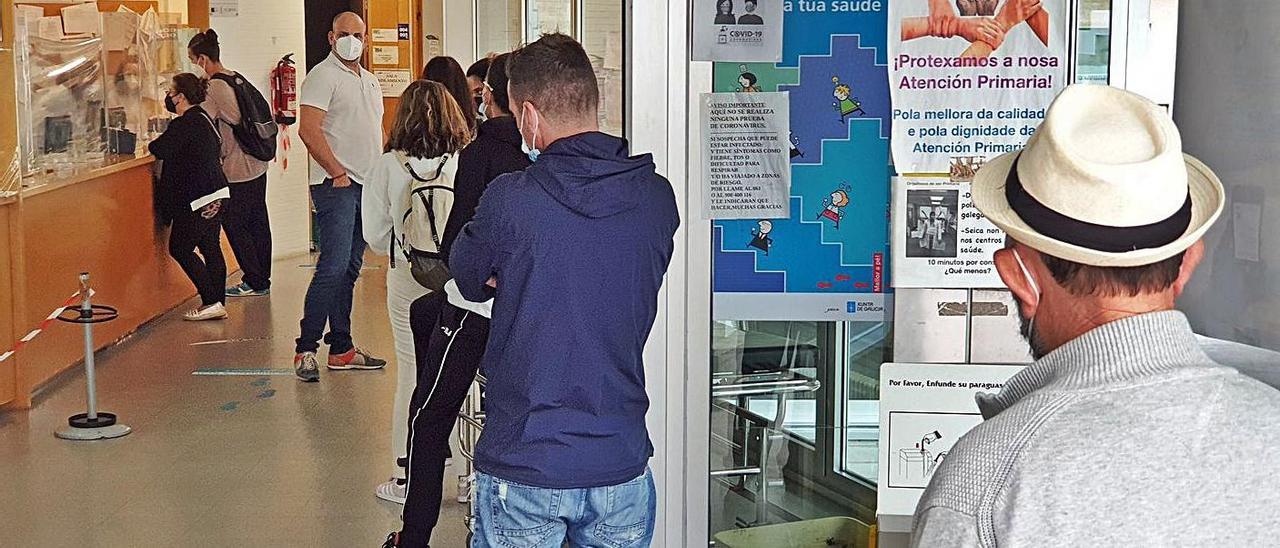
[293,11,387,382]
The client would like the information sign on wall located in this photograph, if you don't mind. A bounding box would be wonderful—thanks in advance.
[891,176,1004,288]
[888,0,1068,173]
[701,92,792,220]
[374,69,412,98]
[877,362,1024,533]
[692,0,784,62]
[711,2,893,322]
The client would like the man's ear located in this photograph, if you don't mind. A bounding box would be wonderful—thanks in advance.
[1172,240,1205,297]
[328,30,336,46]
[994,246,1038,318]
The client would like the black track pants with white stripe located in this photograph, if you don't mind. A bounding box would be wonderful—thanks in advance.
[399,292,489,548]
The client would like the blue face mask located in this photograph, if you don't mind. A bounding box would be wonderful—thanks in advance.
[520,107,541,162]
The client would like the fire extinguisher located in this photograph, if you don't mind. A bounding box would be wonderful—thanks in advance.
[271,53,298,169]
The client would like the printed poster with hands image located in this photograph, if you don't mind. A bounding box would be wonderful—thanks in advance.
[889,0,1068,173]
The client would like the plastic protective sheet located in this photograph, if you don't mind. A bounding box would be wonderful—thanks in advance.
[15,16,109,186]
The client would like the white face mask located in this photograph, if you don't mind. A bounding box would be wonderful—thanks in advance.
[519,106,541,162]
[335,35,364,62]
[1011,248,1045,356]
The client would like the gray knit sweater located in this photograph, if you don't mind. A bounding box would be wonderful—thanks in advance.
[911,311,1280,547]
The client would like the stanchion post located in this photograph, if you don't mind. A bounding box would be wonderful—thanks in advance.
[80,273,98,421]
[55,272,129,441]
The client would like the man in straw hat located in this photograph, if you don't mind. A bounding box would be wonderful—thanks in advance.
[911,85,1280,546]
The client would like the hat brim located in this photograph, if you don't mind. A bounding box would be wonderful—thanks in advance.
[971,151,1226,267]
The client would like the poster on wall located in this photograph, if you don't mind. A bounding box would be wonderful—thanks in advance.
[876,362,1024,533]
[701,92,792,220]
[891,176,1004,288]
[888,0,1068,173]
[711,2,893,322]
[692,0,784,62]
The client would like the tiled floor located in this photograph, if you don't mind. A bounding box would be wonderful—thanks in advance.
[0,254,470,547]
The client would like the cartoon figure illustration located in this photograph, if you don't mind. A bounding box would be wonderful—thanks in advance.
[789,131,804,158]
[832,76,866,123]
[818,184,852,229]
[748,220,774,254]
[738,66,760,93]
[717,26,729,45]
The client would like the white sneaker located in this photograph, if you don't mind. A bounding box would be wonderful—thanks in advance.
[183,302,227,321]
[456,474,471,504]
[375,478,407,505]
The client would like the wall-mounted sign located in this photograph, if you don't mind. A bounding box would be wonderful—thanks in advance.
[373,46,400,66]
[374,69,412,98]
[692,0,783,62]
[398,24,411,41]
[877,362,1024,533]
[700,91,792,220]
[209,0,239,18]
[709,2,892,322]
[372,28,398,43]
[891,176,1004,288]
[888,0,1069,173]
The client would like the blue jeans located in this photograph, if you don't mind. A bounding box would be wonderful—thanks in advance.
[295,180,366,354]
[472,469,656,548]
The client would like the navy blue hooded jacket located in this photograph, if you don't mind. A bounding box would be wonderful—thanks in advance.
[450,131,680,489]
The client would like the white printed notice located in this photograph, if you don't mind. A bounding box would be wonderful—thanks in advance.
[891,176,1004,288]
[692,0,784,62]
[888,0,1068,173]
[876,362,1024,533]
[701,92,792,220]
[374,69,412,98]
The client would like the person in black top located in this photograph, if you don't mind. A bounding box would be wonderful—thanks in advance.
[149,73,231,321]
[738,0,765,24]
[384,52,531,548]
[465,57,491,116]
[715,0,737,24]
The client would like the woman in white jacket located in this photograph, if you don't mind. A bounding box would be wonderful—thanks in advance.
[362,80,472,502]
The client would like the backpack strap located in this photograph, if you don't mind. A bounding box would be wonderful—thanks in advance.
[393,152,452,260]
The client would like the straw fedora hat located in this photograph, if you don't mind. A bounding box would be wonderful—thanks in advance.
[972,85,1225,267]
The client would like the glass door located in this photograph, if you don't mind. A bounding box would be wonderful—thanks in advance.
[1075,0,1113,83]
[708,319,885,544]
[474,0,523,56]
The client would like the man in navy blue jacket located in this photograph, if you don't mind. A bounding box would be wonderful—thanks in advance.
[450,33,679,547]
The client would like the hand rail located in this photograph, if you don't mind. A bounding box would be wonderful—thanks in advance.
[711,378,821,398]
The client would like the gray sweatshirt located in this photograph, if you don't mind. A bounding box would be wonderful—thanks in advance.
[911,311,1280,547]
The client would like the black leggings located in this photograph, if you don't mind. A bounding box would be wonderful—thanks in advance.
[400,292,490,548]
[169,202,227,307]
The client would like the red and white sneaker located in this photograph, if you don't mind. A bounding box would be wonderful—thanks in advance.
[326,347,387,370]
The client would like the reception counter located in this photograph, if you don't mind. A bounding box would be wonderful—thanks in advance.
[0,157,235,408]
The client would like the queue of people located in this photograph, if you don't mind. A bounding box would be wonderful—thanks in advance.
[153,11,676,548]
[138,9,1280,548]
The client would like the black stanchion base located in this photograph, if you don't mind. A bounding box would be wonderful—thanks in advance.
[68,412,117,429]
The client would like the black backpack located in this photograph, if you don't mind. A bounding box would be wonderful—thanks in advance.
[210,72,278,161]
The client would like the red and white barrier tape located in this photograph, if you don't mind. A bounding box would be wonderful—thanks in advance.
[0,289,95,363]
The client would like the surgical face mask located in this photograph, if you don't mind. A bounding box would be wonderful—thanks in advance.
[189,60,207,79]
[519,107,541,162]
[164,93,178,114]
[335,35,364,62]
[1011,248,1048,359]
[478,101,488,120]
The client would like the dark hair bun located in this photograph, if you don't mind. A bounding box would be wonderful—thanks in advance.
[204,29,219,42]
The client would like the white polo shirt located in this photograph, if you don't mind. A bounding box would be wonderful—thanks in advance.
[300,53,385,186]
